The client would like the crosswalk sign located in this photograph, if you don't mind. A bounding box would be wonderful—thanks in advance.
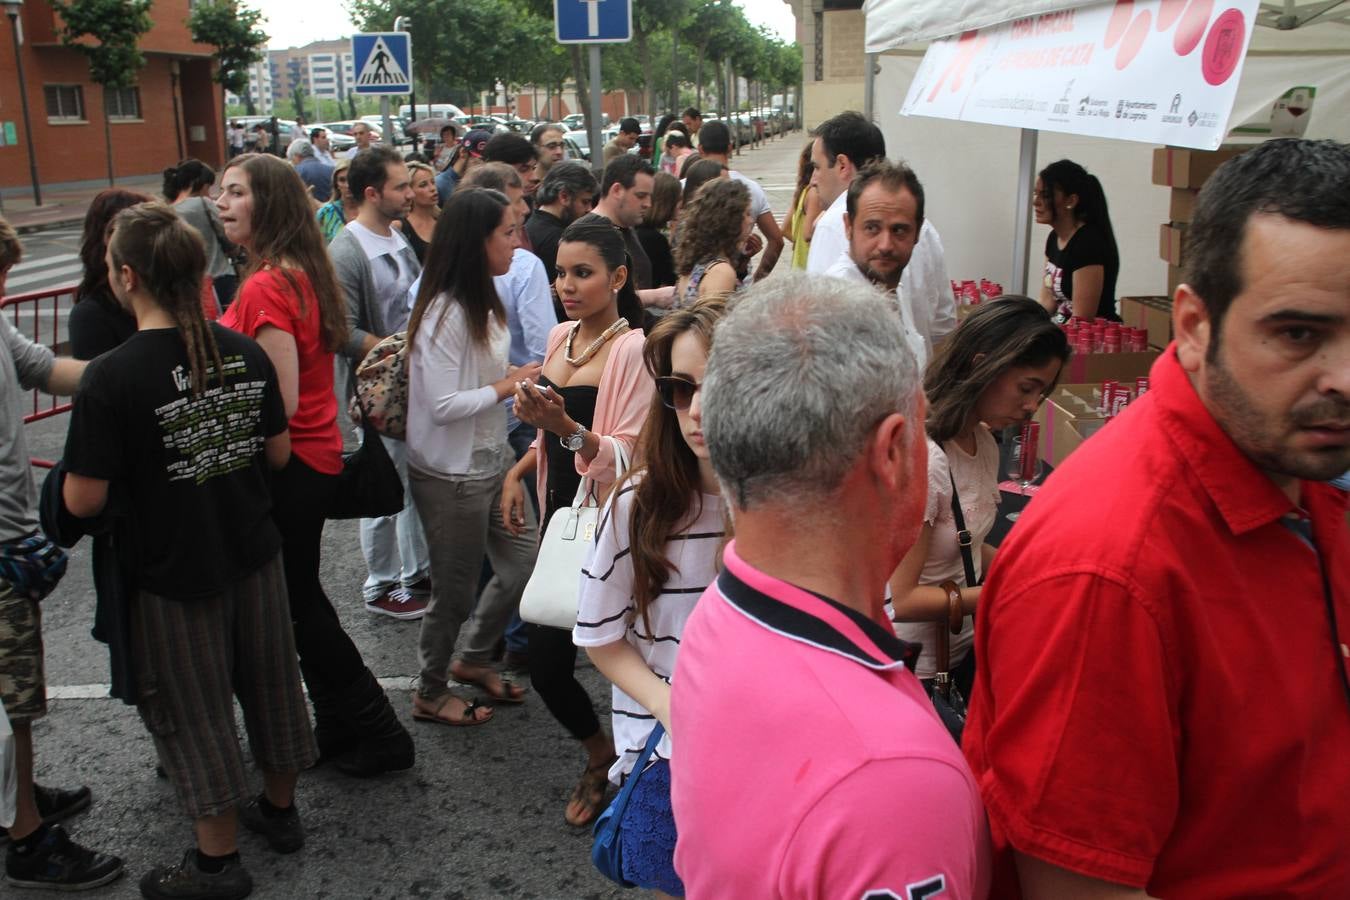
[351,33,412,95]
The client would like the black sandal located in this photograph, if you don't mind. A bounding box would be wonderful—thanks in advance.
[564,757,617,827]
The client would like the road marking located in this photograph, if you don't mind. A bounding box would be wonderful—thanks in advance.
[48,676,423,701]
[9,252,79,273]
[7,263,84,289]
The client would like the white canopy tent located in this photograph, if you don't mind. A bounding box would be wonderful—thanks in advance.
[858,1,1350,297]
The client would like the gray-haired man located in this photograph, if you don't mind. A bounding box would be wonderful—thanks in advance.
[670,273,990,897]
[286,139,333,202]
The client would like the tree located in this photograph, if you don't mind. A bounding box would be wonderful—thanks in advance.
[188,0,269,118]
[53,0,153,185]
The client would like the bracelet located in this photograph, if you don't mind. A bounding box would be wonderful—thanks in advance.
[939,580,964,635]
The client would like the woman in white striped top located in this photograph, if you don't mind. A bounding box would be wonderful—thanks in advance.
[573,297,729,896]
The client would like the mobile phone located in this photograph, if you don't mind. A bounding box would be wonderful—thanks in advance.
[532,382,553,394]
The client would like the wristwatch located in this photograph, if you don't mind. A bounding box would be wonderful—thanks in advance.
[560,424,587,452]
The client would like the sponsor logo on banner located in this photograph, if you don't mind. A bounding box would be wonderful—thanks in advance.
[900,0,1259,149]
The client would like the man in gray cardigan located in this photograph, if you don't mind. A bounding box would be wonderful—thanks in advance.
[330,146,431,621]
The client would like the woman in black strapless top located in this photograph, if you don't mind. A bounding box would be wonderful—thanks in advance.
[538,375,598,520]
[504,221,655,829]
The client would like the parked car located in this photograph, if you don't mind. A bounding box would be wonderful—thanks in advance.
[563,129,590,161]
[561,112,609,131]
[230,116,301,151]
[360,115,412,146]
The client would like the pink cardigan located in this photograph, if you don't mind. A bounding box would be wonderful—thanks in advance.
[533,323,654,517]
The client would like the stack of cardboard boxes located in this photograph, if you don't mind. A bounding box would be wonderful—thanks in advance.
[1150,146,1247,294]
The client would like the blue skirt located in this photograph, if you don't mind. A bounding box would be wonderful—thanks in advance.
[618,760,686,896]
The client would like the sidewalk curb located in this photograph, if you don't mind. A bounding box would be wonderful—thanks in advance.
[15,216,85,235]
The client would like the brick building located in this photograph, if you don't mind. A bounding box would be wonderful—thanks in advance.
[782,0,866,129]
[0,0,224,194]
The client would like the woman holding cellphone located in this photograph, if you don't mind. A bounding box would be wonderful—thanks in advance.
[502,220,653,828]
[403,187,544,727]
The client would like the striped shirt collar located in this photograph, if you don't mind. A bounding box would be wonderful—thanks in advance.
[716,540,919,672]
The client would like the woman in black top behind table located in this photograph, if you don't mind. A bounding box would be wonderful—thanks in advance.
[68,189,152,360]
[1034,159,1120,323]
[636,171,680,288]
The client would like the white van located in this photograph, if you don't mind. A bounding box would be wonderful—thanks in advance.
[399,103,465,121]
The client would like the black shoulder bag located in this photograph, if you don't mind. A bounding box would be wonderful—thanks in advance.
[925,471,980,745]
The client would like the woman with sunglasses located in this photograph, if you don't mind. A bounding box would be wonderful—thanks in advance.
[573,296,728,896]
[503,219,653,828]
[889,298,1069,697]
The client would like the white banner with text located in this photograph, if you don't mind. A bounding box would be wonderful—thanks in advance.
[900,0,1260,149]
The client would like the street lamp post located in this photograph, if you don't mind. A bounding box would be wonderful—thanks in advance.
[393,15,417,153]
[3,0,42,206]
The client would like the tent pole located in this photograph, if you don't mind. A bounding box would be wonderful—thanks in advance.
[863,53,877,121]
[1012,128,1039,296]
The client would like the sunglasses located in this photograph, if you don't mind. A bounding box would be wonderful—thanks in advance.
[655,376,702,411]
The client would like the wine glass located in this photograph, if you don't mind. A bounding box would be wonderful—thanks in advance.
[1004,423,1043,522]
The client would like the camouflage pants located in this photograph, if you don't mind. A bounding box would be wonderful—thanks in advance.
[0,580,45,723]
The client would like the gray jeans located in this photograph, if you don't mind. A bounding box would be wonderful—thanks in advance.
[408,463,539,696]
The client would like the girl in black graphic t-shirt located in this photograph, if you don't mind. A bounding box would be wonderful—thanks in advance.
[1034,159,1120,323]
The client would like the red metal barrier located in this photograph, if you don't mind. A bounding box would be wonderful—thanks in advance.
[1,282,79,468]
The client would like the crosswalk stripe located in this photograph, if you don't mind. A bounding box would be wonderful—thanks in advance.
[48,676,422,701]
[9,252,79,274]
[7,263,84,289]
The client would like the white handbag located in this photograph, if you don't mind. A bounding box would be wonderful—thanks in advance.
[519,437,629,629]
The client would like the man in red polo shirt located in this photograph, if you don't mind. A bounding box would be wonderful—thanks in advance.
[964,138,1350,899]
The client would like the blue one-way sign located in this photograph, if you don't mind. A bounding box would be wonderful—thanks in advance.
[351,32,412,94]
[554,0,632,43]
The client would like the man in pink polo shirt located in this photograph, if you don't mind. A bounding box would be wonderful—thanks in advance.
[670,272,990,898]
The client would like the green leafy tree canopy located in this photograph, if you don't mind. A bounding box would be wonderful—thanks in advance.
[52,0,153,88]
[188,0,270,98]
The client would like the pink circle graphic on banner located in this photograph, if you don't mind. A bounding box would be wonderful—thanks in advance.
[1202,8,1245,85]
[1156,0,1188,31]
[1174,0,1214,56]
[1105,0,1135,49]
[1115,8,1152,69]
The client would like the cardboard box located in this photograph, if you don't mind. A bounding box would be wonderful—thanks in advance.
[1119,296,1173,349]
[1167,264,1185,296]
[1151,146,1246,188]
[1033,385,1109,467]
[1159,222,1187,266]
[1168,188,1200,223]
[1061,348,1159,385]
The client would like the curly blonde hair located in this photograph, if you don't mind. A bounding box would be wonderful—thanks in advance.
[674,178,749,276]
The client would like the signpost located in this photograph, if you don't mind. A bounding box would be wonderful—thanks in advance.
[352,31,413,154]
[554,0,632,173]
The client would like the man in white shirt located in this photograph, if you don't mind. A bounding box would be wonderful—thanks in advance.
[329,146,431,621]
[807,111,956,348]
[822,159,928,369]
[695,120,784,281]
[345,122,376,159]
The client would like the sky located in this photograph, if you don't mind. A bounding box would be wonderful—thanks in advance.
[252,0,798,50]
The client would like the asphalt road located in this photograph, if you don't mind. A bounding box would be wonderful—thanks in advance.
[14,132,810,899]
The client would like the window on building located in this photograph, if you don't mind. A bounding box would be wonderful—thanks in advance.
[106,86,142,120]
[44,84,85,121]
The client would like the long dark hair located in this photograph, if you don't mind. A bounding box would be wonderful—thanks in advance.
[556,220,644,331]
[77,189,152,302]
[625,295,728,634]
[407,188,509,350]
[1039,159,1118,260]
[162,159,216,201]
[923,297,1071,443]
[224,154,349,353]
[108,203,222,395]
